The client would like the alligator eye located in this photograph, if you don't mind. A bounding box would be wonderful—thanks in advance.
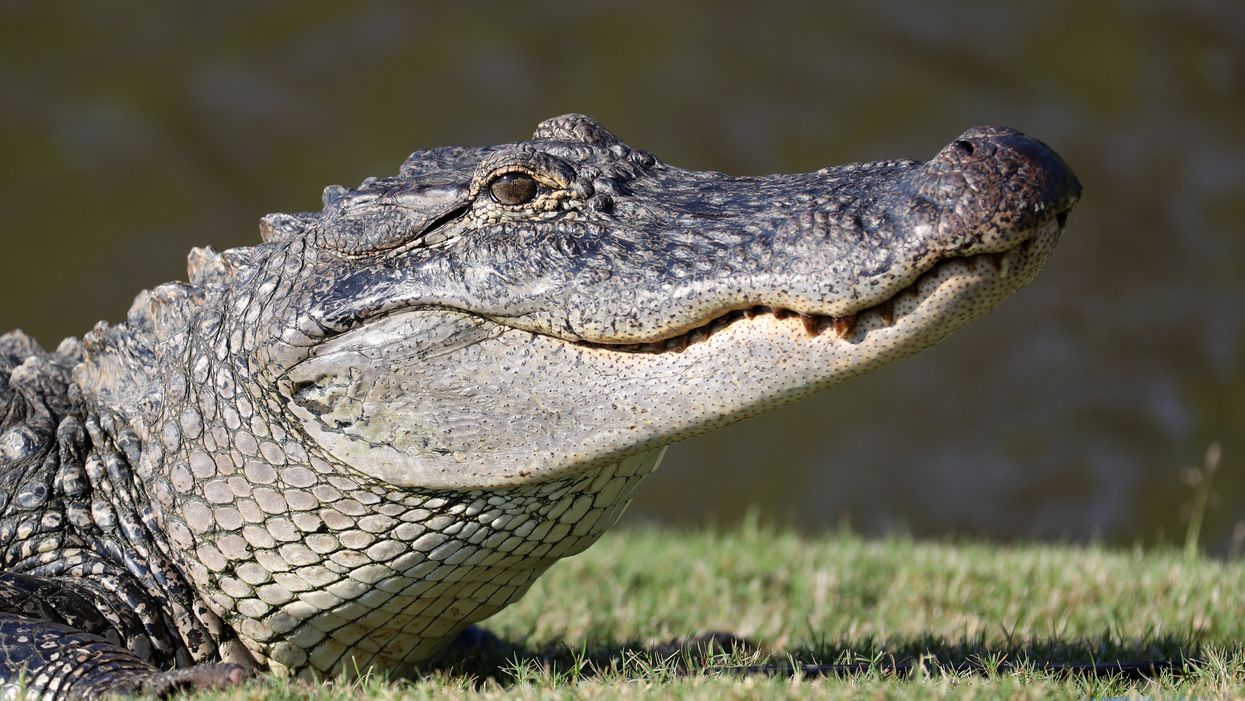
[488,172,538,205]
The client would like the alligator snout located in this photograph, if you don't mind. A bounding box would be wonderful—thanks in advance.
[905,126,1080,253]
[938,125,1081,215]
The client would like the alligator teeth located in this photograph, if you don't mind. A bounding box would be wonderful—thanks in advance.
[799,313,820,337]
[581,237,1048,355]
[989,252,1010,278]
[875,299,895,327]
[831,315,857,338]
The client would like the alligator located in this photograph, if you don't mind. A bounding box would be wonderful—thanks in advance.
[0,114,1079,698]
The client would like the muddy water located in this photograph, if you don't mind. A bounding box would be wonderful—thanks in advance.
[0,2,1241,549]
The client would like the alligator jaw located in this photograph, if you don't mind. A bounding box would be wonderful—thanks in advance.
[283,215,1062,491]
[577,216,1064,353]
[275,119,1080,490]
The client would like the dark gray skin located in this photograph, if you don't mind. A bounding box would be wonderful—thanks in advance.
[0,114,1079,698]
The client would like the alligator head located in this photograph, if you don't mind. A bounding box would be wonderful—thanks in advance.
[265,114,1079,489]
[73,113,1080,675]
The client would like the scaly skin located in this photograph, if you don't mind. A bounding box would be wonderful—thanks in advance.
[0,114,1079,697]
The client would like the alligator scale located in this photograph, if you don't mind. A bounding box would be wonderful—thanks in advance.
[0,114,1080,697]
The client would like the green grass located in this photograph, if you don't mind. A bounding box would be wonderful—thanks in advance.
[192,521,1245,699]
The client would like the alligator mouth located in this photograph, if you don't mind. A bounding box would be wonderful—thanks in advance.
[578,213,1067,354]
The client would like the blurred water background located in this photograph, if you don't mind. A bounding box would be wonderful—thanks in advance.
[1,2,1241,551]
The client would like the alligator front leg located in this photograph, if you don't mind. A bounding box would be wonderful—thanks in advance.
[0,574,245,699]
[0,614,244,700]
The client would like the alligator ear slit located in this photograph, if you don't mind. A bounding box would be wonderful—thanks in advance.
[414,203,471,245]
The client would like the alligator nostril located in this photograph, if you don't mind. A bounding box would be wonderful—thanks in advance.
[953,139,975,156]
